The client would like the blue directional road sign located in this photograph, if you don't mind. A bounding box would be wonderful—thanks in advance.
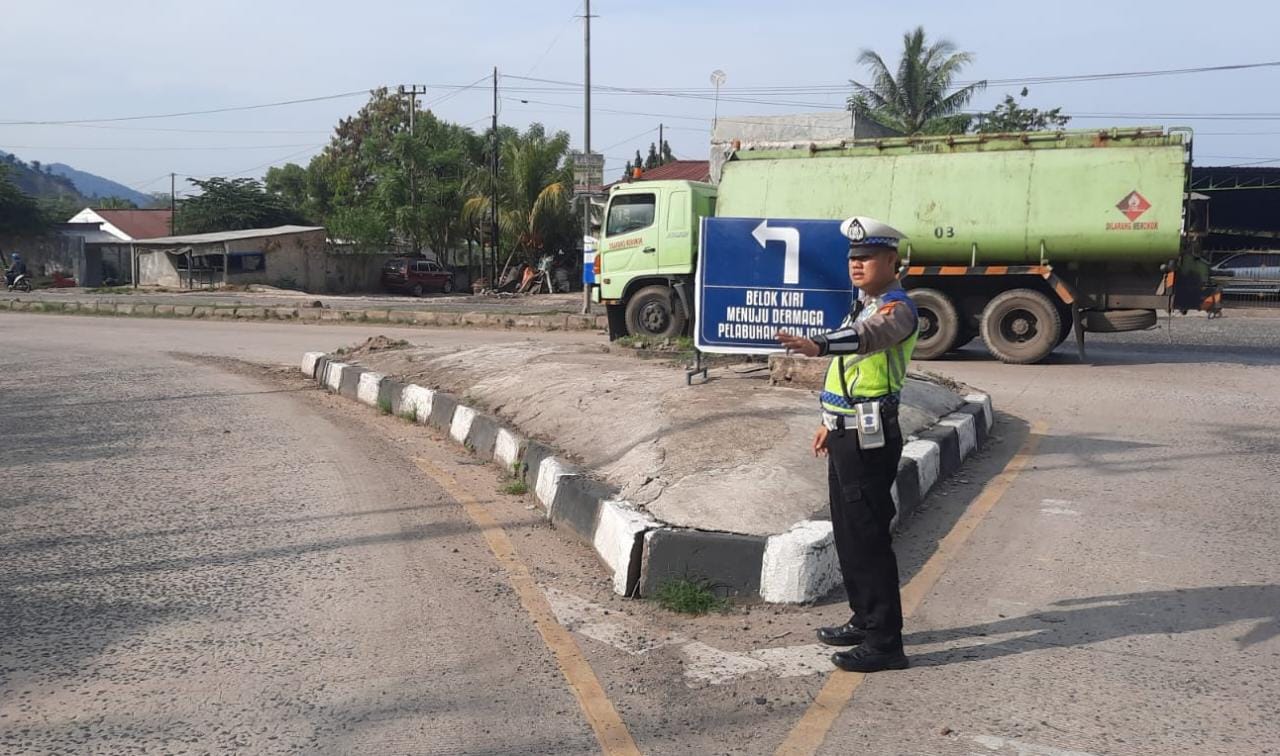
[695,217,853,354]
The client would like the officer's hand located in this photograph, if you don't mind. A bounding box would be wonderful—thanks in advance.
[812,425,829,457]
[777,330,820,358]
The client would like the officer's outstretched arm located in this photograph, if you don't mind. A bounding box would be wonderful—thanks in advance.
[812,300,917,357]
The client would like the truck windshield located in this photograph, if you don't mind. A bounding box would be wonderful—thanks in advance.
[606,193,655,236]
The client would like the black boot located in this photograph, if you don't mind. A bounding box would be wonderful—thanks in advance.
[831,643,908,672]
[816,620,866,647]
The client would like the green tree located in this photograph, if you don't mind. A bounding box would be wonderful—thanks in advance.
[633,150,644,173]
[462,123,575,270]
[305,88,481,256]
[174,177,305,234]
[0,164,45,234]
[848,26,986,135]
[95,196,138,210]
[973,88,1071,133]
[660,139,673,165]
[264,163,310,215]
[145,192,173,210]
[644,142,660,170]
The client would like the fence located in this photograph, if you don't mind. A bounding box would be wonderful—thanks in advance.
[1211,250,1280,310]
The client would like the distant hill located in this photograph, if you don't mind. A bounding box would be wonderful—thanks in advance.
[0,151,150,207]
[0,151,85,203]
[48,162,152,206]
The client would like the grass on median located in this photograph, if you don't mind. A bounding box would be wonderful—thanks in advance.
[653,578,729,615]
[500,479,529,496]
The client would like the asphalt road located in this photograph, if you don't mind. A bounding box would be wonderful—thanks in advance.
[1,312,1277,755]
[0,317,606,754]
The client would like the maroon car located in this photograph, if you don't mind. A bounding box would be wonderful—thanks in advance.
[381,258,455,296]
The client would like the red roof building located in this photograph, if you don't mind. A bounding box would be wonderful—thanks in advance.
[66,208,174,241]
[609,160,711,188]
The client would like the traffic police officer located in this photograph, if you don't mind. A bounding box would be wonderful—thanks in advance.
[776,216,918,673]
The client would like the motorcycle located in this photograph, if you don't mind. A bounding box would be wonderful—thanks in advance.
[6,273,32,293]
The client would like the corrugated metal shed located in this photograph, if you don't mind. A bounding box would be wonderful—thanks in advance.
[131,225,325,247]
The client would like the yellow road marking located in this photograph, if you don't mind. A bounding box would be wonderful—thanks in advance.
[415,459,642,756]
[774,421,1048,756]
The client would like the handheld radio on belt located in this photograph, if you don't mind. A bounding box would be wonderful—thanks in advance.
[833,299,886,450]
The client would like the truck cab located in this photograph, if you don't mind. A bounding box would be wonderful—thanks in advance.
[595,179,716,339]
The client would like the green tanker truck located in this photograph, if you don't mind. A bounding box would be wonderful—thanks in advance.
[593,127,1218,364]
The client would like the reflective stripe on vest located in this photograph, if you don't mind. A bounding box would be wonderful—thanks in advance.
[819,292,919,415]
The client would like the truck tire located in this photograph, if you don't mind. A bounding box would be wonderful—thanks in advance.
[980,289,1062,365]
[1083,309,1157,333]
[625,285,687,339]
[907,288,960,360]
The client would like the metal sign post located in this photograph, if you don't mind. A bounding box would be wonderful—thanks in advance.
[571,150,606,306]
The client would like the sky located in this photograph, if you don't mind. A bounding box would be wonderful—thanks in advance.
[3,0,1278,198]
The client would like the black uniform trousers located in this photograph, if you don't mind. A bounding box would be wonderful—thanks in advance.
[825,408,904,652]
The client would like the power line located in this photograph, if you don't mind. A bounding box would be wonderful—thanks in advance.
[178,144,327,181]
[5,59,1277,128]
[0,123,332,136]
[526,1,582,75]
[0,142,320,152]
[127,172,176,192]
[0,90,371,126]
[505,97,860,131]
[599,126,658,154]
[505,60,1280,97]
[424,74,492,109]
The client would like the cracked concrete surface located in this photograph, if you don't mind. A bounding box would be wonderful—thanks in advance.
[349,342,967,535]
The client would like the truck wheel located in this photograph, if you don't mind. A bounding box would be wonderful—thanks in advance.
[1056,305,1074,347]
[980,289,1061,364]
[907,288,960,360]
[625,285,687,339]
[1083,309,1157,333]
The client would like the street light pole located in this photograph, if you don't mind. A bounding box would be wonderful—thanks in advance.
[580,0,594,314]
[491,67,500,288]
[399,85,427,257]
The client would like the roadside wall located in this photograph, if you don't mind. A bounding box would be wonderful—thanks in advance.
[0,233,82,276]
[318,250,395,294]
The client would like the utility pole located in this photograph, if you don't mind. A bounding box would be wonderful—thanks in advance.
[169,173,176,235]
[580,0,594,314]
[491,67,500,288]
[658,123,664,165]
[398,85,427,257]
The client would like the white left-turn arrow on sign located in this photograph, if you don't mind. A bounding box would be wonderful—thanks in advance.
[751,220,801,285]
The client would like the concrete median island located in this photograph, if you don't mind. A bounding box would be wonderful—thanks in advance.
[300,337,993,603]
[0,291,607,334]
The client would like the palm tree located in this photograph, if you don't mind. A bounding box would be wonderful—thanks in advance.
[462,124,575,279]
[848,26,986,135]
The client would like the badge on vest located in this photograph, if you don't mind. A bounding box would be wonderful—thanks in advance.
[855,401,886,450]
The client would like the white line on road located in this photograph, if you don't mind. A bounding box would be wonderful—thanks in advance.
[542,587,836,686]
[970,734,1101,756]
[1039,498,1082,516]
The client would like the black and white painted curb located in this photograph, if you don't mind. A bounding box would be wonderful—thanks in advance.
[300,351,994,604]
